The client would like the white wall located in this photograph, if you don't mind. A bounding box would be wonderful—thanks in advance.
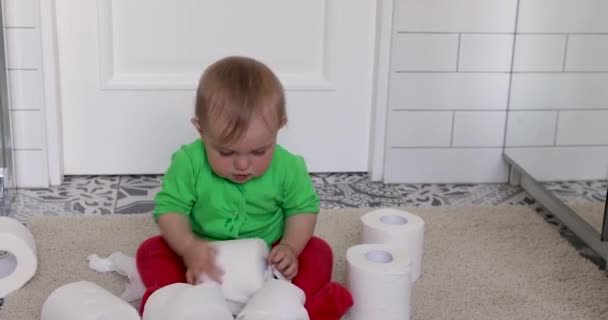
[2,0,49,188]
[383,0,517,183]
[504,0,608,181]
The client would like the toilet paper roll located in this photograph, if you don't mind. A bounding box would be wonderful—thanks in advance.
[346,244,411,320]
[212,238,270,315]
[40,281,140,320]
[236,278,308,320]
[361,208,424,282]
[143,282,233,320]
[0,217,37,298]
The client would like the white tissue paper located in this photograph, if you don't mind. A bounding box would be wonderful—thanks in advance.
[40,281,140,320]
[346,244,412,320]
[87,251,146,302]
[236,278,308,320]
[142,282,233,320]
[361,208,425,282]
[212,238,270,315]
[0,217,37,298]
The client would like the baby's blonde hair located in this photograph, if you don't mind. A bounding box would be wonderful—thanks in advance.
[195,56,286,144]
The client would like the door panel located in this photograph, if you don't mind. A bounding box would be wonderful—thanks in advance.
[56,0,376,174]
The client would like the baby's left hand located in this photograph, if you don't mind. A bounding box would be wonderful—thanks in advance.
[268,243,298,280]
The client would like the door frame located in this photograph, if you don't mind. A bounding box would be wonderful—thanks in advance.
[40,0,393,185]
[40,0,63,186]
[368,0,394,182]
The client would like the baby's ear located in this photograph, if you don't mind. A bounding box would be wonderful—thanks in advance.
[191,117,203,133]
[279,116,288,128]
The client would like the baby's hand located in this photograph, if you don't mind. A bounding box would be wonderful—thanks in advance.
[182,238,224,285]
[268,243,298,280]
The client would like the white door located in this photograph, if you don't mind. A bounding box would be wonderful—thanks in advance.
[54,0,377,174]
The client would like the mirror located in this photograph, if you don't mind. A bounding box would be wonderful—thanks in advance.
[504,0,608,240]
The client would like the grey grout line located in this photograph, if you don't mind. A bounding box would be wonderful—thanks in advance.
[456,33,462,72]
[9,109,41,112]
[13,148,43,151]
[393,109,509,112]
[562,34,570,72]
[510,108,608,111]
[392,108,507,111]
[450,111,456,147]
[506,144,608,148]
[396,31,608,35]
[513,70,608,74]
[395,70,608,74]
[524,32,608,35]
[7,68,38,71]
[392,146,504,149]
[393,144,608,149]
[394,70,511,74]
[3,26,36,29]
[553,111,561,145]
[393,108,608,112]
[396,31,514,35]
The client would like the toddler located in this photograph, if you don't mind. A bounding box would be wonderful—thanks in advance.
[136,56,353,320]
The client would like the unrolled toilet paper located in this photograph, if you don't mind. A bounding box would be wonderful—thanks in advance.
[346,244,411,320]
[0,217,37,298]
[143,282,233,320]
[236,278,308,320]
[41,281,140,320]
[212,238,270,315]
[87,251,145,302]
[361,208,424,282]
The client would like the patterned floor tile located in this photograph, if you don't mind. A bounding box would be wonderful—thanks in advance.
[20,175,119,212]
[393,183,527,207]
[310,172,369,184]
[8,193,74,224]
[316,183,405,209]
[9,176,120,223]
[114,176,162,214]
[543,180,607,204]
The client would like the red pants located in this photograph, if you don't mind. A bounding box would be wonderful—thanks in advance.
[136,236,353,320]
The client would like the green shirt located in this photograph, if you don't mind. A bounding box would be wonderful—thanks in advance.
[154,139,320,246]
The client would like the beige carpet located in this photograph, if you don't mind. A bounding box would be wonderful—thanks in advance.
[2,206,608,320]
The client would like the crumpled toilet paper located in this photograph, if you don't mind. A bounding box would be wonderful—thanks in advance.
[236,278,309,320]
[87,251,145,302]
[212,238,270,315]
[142,282,233,320]
[87,239,290,319]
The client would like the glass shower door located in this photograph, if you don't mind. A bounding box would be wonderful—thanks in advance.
[502,0,608,258]
[0,4,14,216]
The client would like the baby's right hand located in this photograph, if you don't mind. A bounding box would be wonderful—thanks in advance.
[182,238,224,285]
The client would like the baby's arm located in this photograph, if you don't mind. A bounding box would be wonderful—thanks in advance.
[279,213,317,256]
[158,213,197,256]
[268,213,317,279]
[158,214,223,284]
[272,153,320,279]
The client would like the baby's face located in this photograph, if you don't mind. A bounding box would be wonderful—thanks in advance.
[200,115,278,183]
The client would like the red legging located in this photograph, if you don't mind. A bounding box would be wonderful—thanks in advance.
[136,236,353,320]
